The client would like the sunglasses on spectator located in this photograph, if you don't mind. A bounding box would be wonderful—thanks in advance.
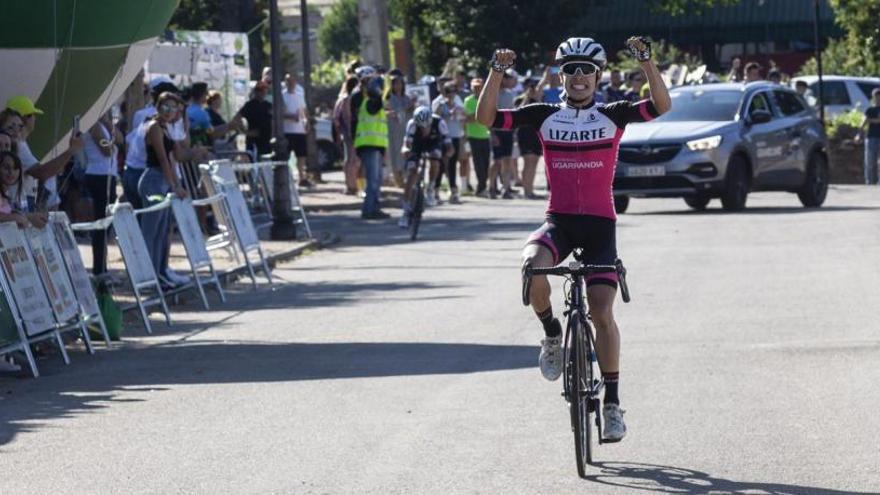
[560,61,600,76]
[3,123,23,131]
[159,103,178,113]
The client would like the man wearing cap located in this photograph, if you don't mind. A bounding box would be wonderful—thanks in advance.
[6,95,84,211]
[350,65,391,220]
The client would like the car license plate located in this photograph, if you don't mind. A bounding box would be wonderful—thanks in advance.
[626,165,666,177]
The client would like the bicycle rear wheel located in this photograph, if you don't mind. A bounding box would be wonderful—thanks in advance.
[568,317,593,477]
[409,181,424,241]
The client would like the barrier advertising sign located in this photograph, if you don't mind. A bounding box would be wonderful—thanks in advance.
[0,222,55,335]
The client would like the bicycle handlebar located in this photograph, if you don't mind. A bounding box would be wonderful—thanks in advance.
[523,260,631,304]
[526,263,616,277]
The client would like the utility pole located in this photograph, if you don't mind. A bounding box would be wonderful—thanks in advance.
[358,0,391,67]
[268,0,296,240]
[301,0,320,185]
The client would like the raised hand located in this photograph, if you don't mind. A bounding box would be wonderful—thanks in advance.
[490,49,516,72]
[626,36,652,62]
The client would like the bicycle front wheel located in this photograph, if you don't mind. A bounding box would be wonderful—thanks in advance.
[568,316,593,477]
[409,181,424,241]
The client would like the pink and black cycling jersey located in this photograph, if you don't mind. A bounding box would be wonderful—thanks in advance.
[493,99,659,220]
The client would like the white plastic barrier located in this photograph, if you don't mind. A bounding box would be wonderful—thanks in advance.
[110,203,172,334]
[204,162,273,288]
[198,162,239,262]
[172,196,226,309]
[0,232,41,377]
[25,224,94,354]
[245,160,312,240]
[0,222,73,375]
[50,212,112,347]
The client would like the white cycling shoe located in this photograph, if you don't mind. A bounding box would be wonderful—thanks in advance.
[539,336,563,381]
[425,189,438,207]
[602,403,627,441]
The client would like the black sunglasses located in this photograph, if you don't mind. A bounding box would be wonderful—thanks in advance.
[560,61,600,76]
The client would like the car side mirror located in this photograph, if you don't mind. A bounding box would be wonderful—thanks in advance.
[749,109,772,125]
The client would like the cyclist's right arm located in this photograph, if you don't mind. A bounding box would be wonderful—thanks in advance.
[476,49,515,127]
[402,119,416,157]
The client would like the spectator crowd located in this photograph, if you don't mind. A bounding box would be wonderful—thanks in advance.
[0,50,877,371]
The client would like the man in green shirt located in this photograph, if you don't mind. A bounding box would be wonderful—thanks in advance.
[463,77,491,196]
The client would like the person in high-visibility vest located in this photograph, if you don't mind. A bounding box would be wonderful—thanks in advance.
[350,66,390,220]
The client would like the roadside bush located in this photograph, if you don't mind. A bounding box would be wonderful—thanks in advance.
[826,108,864,183]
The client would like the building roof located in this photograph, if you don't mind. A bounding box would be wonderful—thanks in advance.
[573,0,840,46]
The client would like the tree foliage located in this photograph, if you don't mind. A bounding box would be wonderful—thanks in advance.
[317,0,361,60]
[822,0,880,76]
[797,38,852,76]
[393,0,741,76]
[646,0,737,15]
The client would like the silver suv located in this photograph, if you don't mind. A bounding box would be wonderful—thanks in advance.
[613,82,830,212]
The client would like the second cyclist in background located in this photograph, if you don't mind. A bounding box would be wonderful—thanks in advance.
[398,106,453,228]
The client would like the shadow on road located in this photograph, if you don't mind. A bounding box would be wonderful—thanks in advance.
[310,210,539,248]
[628,205,880,216]
[585,461,873,494]
[0,341,537,446]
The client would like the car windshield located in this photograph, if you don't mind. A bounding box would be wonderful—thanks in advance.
[651,89,742,122]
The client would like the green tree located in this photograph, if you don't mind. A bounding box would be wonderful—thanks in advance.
[317,0,361,60]
[796,1,880,77]
[393,0,739,76]
[797,37,853,76]
[825,0,880,75]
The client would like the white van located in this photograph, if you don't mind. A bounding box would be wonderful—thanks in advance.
[791,75,880,118]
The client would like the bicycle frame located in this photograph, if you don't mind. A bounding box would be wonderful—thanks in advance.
[523,256,630,474]
[561,273,605,440]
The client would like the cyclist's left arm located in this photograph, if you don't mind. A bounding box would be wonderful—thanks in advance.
[626,36,671,115]
[640,60,671,115]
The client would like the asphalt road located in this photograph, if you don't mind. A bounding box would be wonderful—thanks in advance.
[2,184,880,494]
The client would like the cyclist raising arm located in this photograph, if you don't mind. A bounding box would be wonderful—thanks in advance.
[477,36,669,442]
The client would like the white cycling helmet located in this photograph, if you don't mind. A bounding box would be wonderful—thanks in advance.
[413,106,433,128]
[555,37,607,69]
[355,65,376,79]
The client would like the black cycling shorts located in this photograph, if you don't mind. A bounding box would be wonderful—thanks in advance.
[526,213,618,287]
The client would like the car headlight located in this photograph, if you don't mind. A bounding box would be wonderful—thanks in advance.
[686,135,722,151]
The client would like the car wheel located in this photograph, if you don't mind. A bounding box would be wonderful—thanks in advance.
[614,195,630,214]
[316,140,340,171]
[797,153,828,208]
[684,194,711,211]
[721,155,749,211]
